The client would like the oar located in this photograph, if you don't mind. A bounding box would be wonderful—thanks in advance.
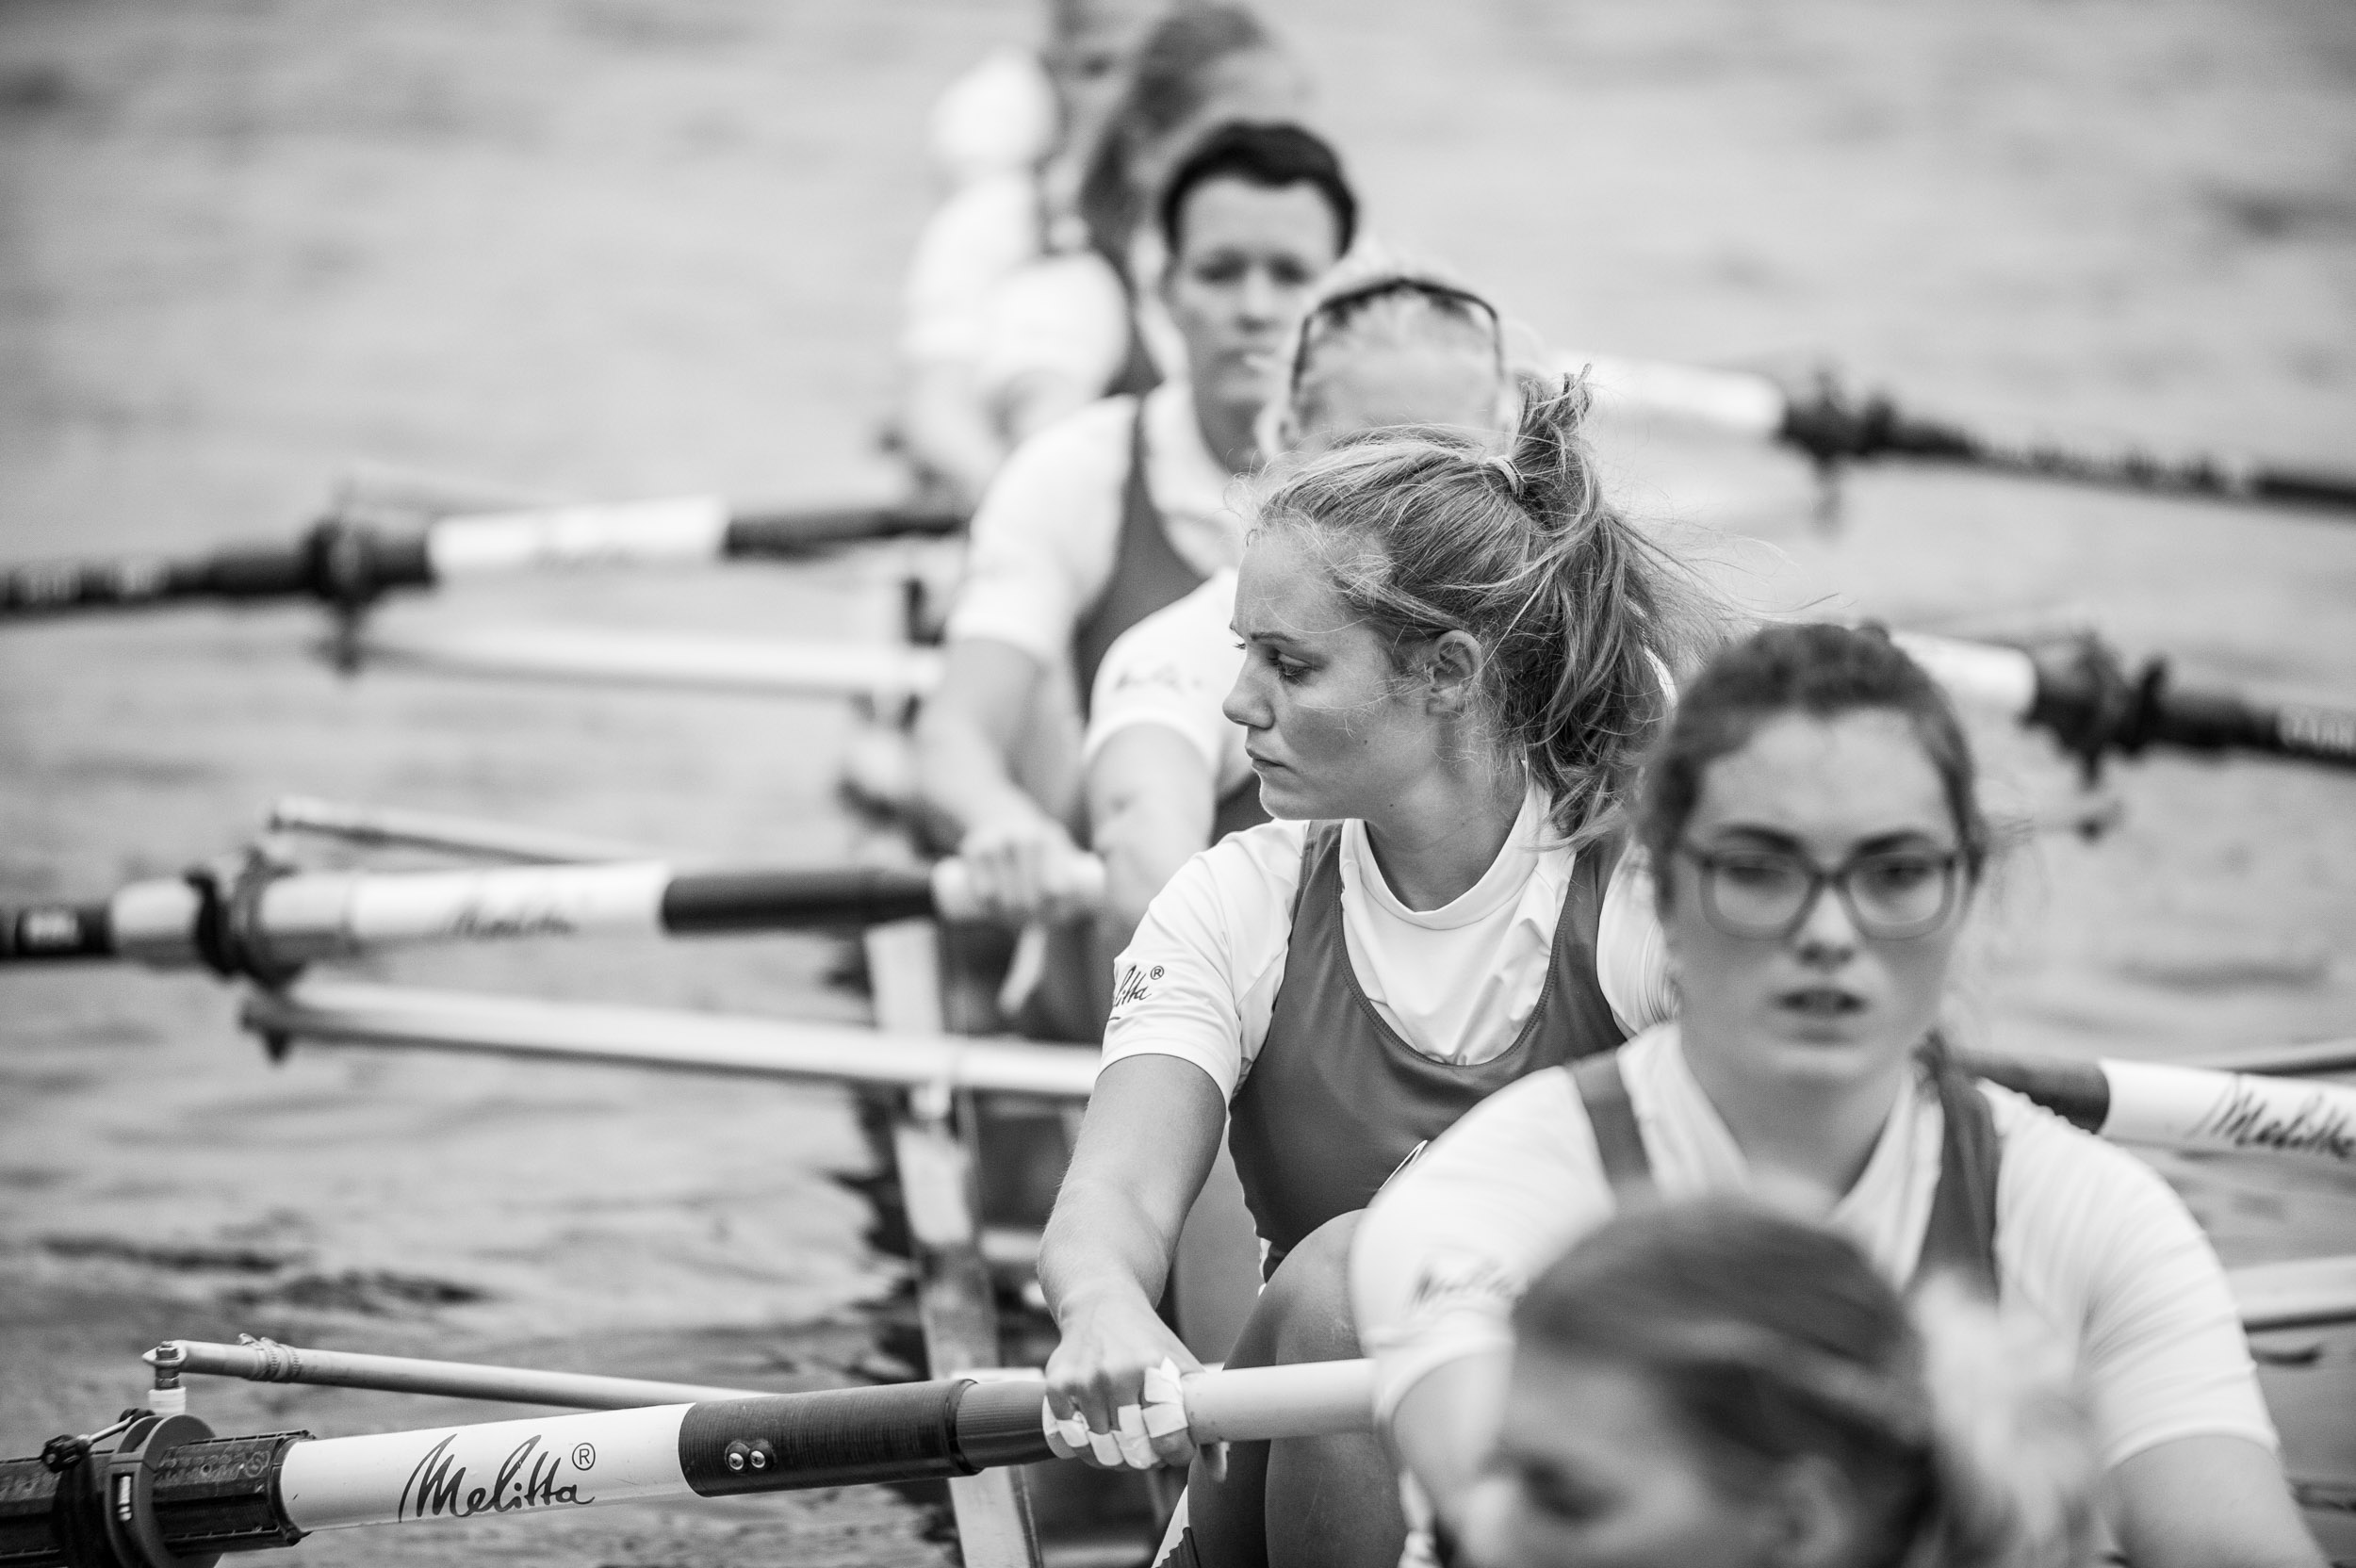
[0,1363,1371,1567]
[0,496,964,618]
[0,854,1104,973]
[1572,353,2356,518]
[225,979,2356,1178]
[1957,1048,2356,1168]
[349,620,942,706]
[146,1338,772,1413]
[1894,629,2356,773]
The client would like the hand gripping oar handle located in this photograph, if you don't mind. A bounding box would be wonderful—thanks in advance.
[0,855,1108,972]
[0,1364,1373,1566]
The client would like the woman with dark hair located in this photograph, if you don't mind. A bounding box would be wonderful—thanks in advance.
[1355,622,2322,1568]
[1468,1198,2096,1568]
[1036,375,1720,1564]
[915,121,1358,1041]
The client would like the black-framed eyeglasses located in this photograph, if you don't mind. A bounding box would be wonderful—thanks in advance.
[1287,275,1506,397]
[1676,843,1964,941]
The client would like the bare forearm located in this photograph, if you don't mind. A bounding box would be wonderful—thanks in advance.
[1093,798,1210,957]
[1040,1176,1182,1320]
[913,703,1039,840]
[1388,1353,1513,1532]
[899,365,1004,513]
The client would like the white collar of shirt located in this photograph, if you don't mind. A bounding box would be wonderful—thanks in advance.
[1142,379,1241,529]
[1340,782,1554,932]
[1628,1025,1940,1278]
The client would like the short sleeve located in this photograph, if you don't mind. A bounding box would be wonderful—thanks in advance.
[943,399,1133,664]
[1990,1093,2280,1469]
[1596,848,1676,1037]
[1100,821,1304,1101]
[899,173,1040,366]
[1084,575,1249,794]
[976,250,1135,406]
[1352,1069,1617,1422]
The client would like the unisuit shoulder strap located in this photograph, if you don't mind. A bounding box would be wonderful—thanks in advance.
[1914,1038,2004,1299]
[1572,1051,1651,1199]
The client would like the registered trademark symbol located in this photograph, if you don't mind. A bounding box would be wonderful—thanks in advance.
[571,1444,596,1471]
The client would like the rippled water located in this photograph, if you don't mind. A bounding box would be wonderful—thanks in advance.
[3,1,2352,1561]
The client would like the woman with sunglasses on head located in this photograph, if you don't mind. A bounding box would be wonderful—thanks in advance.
[1082,260,1522,972]
[1037,375,1719,1567]
[1467,1198,2098,1568]
[1354,623,2322,1568]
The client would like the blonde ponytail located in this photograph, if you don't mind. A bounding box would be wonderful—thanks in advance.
[1257,370,1724,842]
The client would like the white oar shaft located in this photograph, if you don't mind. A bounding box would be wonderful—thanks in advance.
[1889,632,2041,721]
[422,497,729,580]
[354,622,942,703]
[2098,1058,2355,1166]
[1560,351,1788,439]
[280,1404,690,1532]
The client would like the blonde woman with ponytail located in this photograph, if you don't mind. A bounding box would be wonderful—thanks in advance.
[1356,623,2321,1568]
[1037,376,1721,1567]
[1465,1199,2098,1568]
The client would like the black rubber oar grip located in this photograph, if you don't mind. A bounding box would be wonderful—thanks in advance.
[0,1454,65,1566]
[659,867,938,933]
[2142,685,2356,770]
[2254,465,2356,514]
[0,904,112,960]
[678,1380,978,1496]
[722,506,963,558]
[153,1433,307,1556]
[1955,1051,2110,1134]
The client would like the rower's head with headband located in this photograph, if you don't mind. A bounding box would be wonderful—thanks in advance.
[1471,1199,2094,1568]
[1259,259,1517,456]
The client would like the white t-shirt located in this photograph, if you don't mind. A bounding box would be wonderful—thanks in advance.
[946,384,1244,673]
[1102,786,1675,1102]
[1351,1024,2280,1472]
[901,51,1060,369]
[1085,570,1250,792]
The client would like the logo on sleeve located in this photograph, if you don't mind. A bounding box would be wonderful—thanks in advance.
[1110,964,1164,1012]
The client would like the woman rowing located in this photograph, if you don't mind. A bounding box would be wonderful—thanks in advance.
[1466,1198,2097,1568]
[1037,376,1720,1563]
[1083,261,1523,965]
[1354,623,2324,1568]
[912,120,1354,1037]
[898,7,1313,511]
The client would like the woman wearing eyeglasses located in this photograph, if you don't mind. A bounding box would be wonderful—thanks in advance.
[1354,623,2321,1568]
[1036,374,1721,1566]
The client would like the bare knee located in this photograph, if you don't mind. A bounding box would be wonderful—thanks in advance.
[1252,1212,1364,1366]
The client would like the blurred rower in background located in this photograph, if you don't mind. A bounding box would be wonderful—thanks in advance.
[911,120,1354,1038]
[1464,1200,2097,1568]
[895,5,1312,513]
[895,0,1166,514]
